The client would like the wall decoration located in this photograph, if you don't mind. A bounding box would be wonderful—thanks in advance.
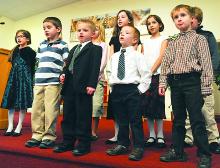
[69,8,151,44]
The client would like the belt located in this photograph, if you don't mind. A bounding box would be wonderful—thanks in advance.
[168,72,200,80]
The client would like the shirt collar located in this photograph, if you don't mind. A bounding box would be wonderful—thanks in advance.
[120,46,135,53]
[80,41,91,49]
[179,30,196,36]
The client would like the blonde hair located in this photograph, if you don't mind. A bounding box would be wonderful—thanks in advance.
[76,19,96,32]
[171,4,193,20]
[95,22,105,42]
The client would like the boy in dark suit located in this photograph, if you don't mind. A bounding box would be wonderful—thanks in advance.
[53,19,102,156]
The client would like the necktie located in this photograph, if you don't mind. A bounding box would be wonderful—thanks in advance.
[68,44,82,72]
[117,49,126,80]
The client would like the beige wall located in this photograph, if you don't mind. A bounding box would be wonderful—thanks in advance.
[0,0,219,50]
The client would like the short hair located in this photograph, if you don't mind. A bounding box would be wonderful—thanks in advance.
[43,17,62,30]
[171,4,193,20]
[192,6,203,24]
[15,29,31,45]
[146,15,164,35]
[76,19,96,32]
[121,25,140,42]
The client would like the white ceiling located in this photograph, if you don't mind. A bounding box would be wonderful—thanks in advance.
[0,0,80,21]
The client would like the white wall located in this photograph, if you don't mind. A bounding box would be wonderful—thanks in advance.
[0,16,15,49]
[0,0,220,50]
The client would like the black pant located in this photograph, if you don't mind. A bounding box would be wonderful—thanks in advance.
[111,84,144,148]
[168,72,211,156]
[61,76,92,148]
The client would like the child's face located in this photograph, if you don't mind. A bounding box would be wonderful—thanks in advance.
[147,17,160,35]
[16,32,29,47]
[93,27,100,40]
[43,21,61,41]
[172,8,193,32]
[191,17,199,30]
[119,26,137,48]
[117,11,130,28]
[76,22,94,43]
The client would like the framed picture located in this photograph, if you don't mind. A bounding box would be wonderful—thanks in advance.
[69,8,151,44]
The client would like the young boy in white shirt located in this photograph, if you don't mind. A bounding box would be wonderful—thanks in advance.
[106,25,151,161]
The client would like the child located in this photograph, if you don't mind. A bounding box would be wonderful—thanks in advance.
[159,5,212,168]
[106,9,134,145]
[1,29,36,136]
[141,15,168,148]
[25,17,69,149]
[53,19,102,156]
[184,6,220,154]
[106,25,151,161]
[91,23,108,141]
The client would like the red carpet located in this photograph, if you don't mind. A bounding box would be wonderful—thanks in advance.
[0,113,219,168]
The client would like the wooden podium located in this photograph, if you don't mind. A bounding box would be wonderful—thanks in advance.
[0,48,11,129]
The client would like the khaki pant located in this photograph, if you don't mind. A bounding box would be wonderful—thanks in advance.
[185,91,219,144]
[31,85,61,141]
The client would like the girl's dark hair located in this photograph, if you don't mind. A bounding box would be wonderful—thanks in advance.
[15,29,31,45]
[112,9,134,37]
[43,17,62,33]
[146,15,164,35]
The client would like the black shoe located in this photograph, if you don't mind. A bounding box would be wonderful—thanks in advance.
[4,131,14,136]
[39,139,55,149]
[197,155,211,168]
[144,137,156,147]
[160,148,187,162]
[91,135,98,141]
[128,147,144,161]
[72,147,91,156]
[53,143,74,153]
[105,139,117,145]
[184,141,193,148]
[106,145,129,156]
[156,137,167,148]
[25,138,41,148]
[12,132,22,137]
[209,142,220,154]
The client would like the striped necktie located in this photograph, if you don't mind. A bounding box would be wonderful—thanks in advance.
[68,44,82,72]
[117,49,126,80]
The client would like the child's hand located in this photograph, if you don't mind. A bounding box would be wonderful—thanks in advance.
[59,74,65,84]
[158,86,166,96]
[86,87,95,95]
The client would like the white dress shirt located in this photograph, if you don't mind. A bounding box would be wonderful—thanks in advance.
[107,46,152,93]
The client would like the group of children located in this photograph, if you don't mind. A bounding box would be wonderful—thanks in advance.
[1,4,219,168]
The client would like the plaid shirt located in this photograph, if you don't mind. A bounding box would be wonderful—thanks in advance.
[159,30,213,95]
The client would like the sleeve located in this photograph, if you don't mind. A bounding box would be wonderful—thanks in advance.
[137,53,152,93]
[207,32,220,74]
[99,42,108,75]
[88,45,102,88]
[159,45,171,89]
[29,49,36,78]
[109,36,115,46]
[197,36,213,95]
[62,43,69,61]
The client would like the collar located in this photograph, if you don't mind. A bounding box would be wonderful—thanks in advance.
[80,41,91,49]
[179,30,196,36]
[44,38,62,45]
[120,46,135,53]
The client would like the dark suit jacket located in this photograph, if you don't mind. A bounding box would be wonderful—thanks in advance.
[61,42,102,95]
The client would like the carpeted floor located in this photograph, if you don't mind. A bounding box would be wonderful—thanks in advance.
[0,113,219,168]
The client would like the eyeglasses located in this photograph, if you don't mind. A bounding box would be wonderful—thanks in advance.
[16,35,26,38]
